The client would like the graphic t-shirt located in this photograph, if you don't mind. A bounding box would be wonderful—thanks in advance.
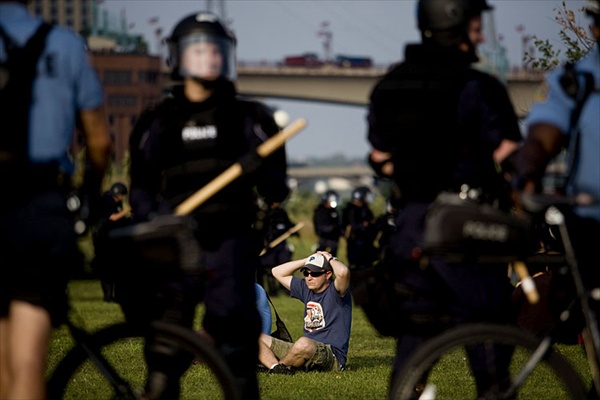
[290,277,352,367]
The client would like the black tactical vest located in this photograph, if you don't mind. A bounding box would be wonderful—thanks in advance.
[370,45,503,204]
[374,66,465,201]
[131,90,270,226]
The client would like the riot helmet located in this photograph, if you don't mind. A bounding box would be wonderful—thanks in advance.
[321,190,340,208]
[110,182,128,197]
[352,186,374,204]
[417,0,493,48]
[166,12,236,84]
[586,0,600,27]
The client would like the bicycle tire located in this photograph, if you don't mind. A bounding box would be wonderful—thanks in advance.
[48,321,240,400]
[390,323,588,400]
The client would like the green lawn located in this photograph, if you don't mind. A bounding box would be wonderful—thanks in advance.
[47,279,396,400]
[47,278,593,400]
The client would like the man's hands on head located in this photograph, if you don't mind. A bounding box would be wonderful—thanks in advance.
[316,250,334,263]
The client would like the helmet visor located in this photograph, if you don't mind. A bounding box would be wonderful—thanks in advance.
[178,33,236,81]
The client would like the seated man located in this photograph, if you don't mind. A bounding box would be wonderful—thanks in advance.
[258,252,352,374]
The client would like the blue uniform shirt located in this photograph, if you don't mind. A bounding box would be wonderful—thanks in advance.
[526,46,600,222]
[0,2,104,173]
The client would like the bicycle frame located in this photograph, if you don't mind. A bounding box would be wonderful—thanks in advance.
[545,206,600,396]
[415,194,600,399]
[498,203,600,398]
[61,317,138,398]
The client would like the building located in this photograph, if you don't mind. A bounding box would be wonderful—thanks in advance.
[89,53,164,164]
[70,52,165,165]
[28,0,93,35]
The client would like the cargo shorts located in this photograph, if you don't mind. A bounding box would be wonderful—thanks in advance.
[270,336,341,372]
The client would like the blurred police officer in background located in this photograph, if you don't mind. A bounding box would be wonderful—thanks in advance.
[342,186,377,270]
[258,201,296,296]
[92,182,131,302]
[127,11,289,400]
[366,0,522,396]
[374,198,398,262]
[313,190,343,256]
[0,0,111,398]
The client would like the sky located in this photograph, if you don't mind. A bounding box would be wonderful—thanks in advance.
[101,0,591,161]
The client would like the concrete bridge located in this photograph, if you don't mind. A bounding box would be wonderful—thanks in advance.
[237,65,543,118]
[286,164,376,194]
[234,65,544,192]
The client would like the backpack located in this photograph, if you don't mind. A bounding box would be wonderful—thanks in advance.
[0,22,52,174]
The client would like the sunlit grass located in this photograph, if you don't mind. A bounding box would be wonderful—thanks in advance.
[48,279,592,400]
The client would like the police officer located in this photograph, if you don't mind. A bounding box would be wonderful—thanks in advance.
[0,0,111,398]
[92,182,131,302]
[258,201,296,296]
[128,12,289,400]
[342,186,377,270]
[313,190,343,256]
[514,2,599,388]
[374,198,398,262]
[366,0,522,395]
[515,0,599,215]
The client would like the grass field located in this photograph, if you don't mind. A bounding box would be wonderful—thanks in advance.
[47,216,592,399]
[46,278,594,400]
[47,279,396,400]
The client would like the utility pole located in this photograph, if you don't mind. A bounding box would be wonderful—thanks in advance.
[515,24,532,73]
[317,21,332,64]
[206,0,227,21]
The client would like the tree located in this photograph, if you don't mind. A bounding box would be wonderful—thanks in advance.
[525,1,595,72]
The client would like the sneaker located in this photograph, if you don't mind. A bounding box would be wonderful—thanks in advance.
[268,363,295,375]
[256,364,269,373]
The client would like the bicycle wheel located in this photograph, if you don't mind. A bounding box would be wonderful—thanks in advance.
[390,323,587,400]
[48,321,239,400]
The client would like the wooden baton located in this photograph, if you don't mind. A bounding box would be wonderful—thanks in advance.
[174,118,307,216]
[513,261,540,305]
[259,222,305,256]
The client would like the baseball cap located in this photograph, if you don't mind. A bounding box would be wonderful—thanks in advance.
[300,253,332,273]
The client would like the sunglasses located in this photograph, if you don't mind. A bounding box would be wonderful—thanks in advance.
[302,270,326,277]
